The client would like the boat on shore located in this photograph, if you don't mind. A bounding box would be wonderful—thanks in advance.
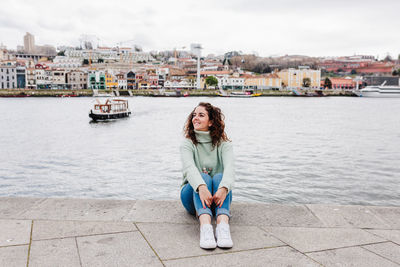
[218,89,261,97]
[355,85,400,98]
[89,98,131,121]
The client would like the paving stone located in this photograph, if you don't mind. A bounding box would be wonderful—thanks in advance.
[29,238,81,267]
[77,231,162,267]
[230,202,323,227]
[368,206,400,229]
[306,204,391,228]
[0,219,31,246]
[32,220,137,240]
[163,246,321,267]
[362,242,400,265]
[0,245,28,267]
[366,229,400,245]
[307,246,399,267]
[263,226,385,253]
[137,222,284,260]
[19,198,136,221]
[0,197,45,219]
[122,200,197,224]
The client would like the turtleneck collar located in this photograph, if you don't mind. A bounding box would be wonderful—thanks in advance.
[194,130,212,143]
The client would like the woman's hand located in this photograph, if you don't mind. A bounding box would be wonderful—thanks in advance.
[198,184,213,209]
[213,187,228,208]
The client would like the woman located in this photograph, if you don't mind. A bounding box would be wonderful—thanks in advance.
[180,102,235,249]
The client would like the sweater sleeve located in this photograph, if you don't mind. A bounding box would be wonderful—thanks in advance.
[218,142,235,192]
[180,139,205,192]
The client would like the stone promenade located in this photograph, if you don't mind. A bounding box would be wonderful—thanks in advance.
[0,197,399,266]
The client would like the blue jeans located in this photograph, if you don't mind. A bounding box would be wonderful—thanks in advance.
[180,173,232,218]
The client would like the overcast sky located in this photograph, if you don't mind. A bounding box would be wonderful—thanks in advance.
[1,0,399,58]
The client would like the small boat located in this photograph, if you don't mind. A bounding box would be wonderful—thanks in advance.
[89,98,131,121]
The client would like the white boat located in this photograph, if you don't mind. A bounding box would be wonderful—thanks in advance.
[356,81,400,97]
[89,98,131,121]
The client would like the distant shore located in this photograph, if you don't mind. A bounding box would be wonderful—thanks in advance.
[0,89,357,97]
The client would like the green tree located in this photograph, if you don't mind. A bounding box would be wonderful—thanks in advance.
[302,77,311,88]
[205,76,218,88]
[82,59,89,65]
[392,70,398,76]
[351,69,357,75]
[57,51,65,56]
[324,77,332,89]
[98,58,104,63]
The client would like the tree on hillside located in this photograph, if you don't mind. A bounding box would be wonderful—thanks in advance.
[82,59,89,65]
[351,69,357,75]
[324,77,332,89]
[57,51,65,56]
[98,58,104,63]
[205,76,218,88]
[302,77,311,88]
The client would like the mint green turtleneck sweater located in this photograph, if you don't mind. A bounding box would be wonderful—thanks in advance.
[180,130,235,193]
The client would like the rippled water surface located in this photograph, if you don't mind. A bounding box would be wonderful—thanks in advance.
[1,97,399,206]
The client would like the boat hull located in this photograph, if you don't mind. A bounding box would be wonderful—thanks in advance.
[89,111,131,121]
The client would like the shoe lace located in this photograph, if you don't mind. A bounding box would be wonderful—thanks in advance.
[202,226,214,241]
[218,225,230,239]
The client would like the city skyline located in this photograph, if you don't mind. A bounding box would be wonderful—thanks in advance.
[1,0,399,58]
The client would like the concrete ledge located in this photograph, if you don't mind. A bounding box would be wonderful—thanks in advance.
[0,197,399,266]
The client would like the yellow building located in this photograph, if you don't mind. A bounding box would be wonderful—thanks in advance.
[244,73,282,89]
[105,72,118,89]
[277,67,321,89]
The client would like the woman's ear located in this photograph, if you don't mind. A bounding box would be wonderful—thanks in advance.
[208,121,213,127]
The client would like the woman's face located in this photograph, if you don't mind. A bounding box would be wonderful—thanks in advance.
[192,106,212,131]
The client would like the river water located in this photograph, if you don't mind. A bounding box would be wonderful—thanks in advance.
[0,96,399,206]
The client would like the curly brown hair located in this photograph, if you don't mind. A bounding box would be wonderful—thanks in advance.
[184,102,230,148]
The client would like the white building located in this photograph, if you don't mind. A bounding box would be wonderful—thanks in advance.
[24,32,35,53]
[217,76,245,89]
[0,64,17,89]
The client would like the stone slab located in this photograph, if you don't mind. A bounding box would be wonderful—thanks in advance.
[137,222,284,260]
[18,198,136,221]
[368,206,400,229]
[366,229,400,245]
[0,197,45,219]
[0,245,28,267]
[77,231,162,267]
[164,246,320,267]
[122,200,197,224]
[32,220,137,240]
[362,242,400,265]
[29,238,81,267]
[230,202,323,227]
[307,246,399,267]
[306,204,391,229]
[0,219,31,246]
[263,226,385,253]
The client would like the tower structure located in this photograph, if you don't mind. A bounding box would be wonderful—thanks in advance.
[24,32,35,53]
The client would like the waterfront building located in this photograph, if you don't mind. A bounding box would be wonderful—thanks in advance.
[116,73,127,89]
[52,69,67,89]
[105,71,118,90]
[26,67,36,89]
[216,76,245,90]
[16,65,26,88]
[88,71,106,89]
[324,77,358,90]
[24,32,35,53]
[66,70,87,90]
[277,67,321,89]
[244,73,282,89]
[0,63,17,89]
[147,72,159,88]
[126,71,136,89]
[35,64,52,89]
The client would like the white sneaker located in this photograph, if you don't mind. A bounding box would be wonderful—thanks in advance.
[199,224,217,249]
[215,222,233,248]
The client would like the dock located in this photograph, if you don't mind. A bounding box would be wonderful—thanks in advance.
[0,197,399,266]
